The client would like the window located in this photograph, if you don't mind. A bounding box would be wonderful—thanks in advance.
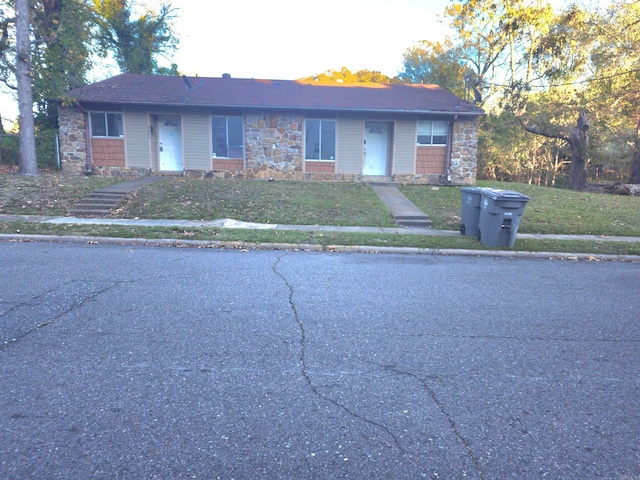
[417,121,448,145]
[90,112,123,137]
[305,119,336,161]
[212,116,244,158]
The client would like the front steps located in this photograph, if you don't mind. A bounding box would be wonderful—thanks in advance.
[393,214,433,229]
[69,191,128,217]
[69,176,163,217]
[370,184,433,229]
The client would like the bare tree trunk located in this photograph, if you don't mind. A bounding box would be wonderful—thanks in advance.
[567,110,589,190]
[630,118,640,184]
[16,0,38,176]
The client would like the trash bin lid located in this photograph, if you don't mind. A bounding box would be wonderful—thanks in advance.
[480,188,530,202]
[461,187,485,194]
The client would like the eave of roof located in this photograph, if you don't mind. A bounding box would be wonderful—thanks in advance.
[67,74,485,117]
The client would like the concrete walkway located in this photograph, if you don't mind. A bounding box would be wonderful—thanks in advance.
[370,184,432,228]
[69,176,164,216]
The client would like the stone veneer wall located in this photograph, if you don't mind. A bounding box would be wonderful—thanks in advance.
[243,111,304,179]
[58,107,87,175]
[449,117,479,185]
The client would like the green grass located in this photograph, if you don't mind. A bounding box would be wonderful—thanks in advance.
[400,180,640,236]
[3,221,640,256]
[115,178,397,227]
[1,173,640,255]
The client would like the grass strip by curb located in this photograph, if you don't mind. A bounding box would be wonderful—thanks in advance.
[2,222,640,257]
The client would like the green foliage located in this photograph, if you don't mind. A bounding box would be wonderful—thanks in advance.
[399,38,469,97]
[450,1,640,186]
[478,110,568,186]
[0,131,64,169]
[92,0,178,75]
[31,0,93,130]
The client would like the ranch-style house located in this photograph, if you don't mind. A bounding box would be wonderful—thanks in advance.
[58,73,483,184]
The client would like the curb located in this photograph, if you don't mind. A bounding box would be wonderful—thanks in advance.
[2,233,639,262]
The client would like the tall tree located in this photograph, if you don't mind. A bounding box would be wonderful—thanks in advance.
[499,4,597,189]
[15,0,37,175]
[92,0,177,75]
[504,82,590,189]
[443,0,517,105]
[1,0,93,131]
[399,39,469,97]
[586,1,640,184]
[31,0,93,130]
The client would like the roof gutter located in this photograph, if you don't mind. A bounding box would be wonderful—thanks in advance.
[75,100,484,117]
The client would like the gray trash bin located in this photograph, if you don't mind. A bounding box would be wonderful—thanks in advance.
[460,187,484,236]
[478,189,531,247]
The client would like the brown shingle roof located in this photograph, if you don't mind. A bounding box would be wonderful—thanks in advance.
[67,74,483,116]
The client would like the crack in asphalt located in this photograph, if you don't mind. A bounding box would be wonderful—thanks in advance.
[0,281,117,350]
[374,362,487,480]
[272,256,402,452]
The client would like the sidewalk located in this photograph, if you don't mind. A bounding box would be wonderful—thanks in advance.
[1,213,640,244]
[1,176,639,260]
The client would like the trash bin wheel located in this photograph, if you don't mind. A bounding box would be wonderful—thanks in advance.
[460,224,466,235]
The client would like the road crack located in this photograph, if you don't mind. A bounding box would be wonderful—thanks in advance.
[272,256,402,451]
[0,280,117,350]
[373,362,486,479]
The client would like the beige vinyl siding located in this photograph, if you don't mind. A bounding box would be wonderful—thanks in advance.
[124,111,151,168]
[393,120,417,174]
[182,114,212,170]
[336,116,363,174]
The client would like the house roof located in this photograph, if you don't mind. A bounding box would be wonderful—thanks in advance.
[66,74,484,116]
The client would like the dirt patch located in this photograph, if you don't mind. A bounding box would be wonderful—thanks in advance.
[0,172,121,215]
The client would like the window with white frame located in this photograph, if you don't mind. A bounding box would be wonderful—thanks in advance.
[90,112,123,137]
[305,119,336,161]
[212,116,244,158]
[417,121,448,145]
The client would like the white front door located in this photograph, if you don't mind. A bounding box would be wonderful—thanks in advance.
[158,115,183,171]
[363,122,390,176]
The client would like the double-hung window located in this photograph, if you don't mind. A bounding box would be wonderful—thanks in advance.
[90,112,123,138]
[212,116,244,158]
[305,119,336,161]
[417,121,448,145]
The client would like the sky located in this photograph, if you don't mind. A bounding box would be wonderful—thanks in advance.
[1,0,576,129]
[162,0,453,80]
[0,0,452,128]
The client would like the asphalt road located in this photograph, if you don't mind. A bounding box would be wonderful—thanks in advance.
[1,241,639,479]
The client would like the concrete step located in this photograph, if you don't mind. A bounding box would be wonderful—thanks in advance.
[72,202,119,210]
[79,198,123,206]
[69,176,161,218]
[84,193,126,200]
[394,215,433,228]
[68,208,113,216]
[363,176,396,186]
[70,193,127,217]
